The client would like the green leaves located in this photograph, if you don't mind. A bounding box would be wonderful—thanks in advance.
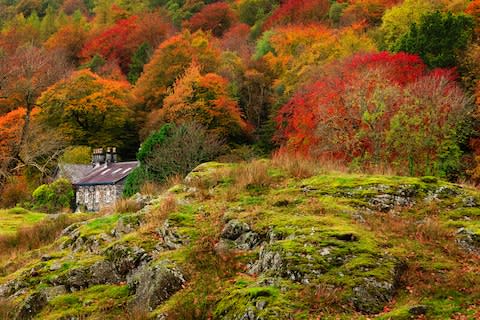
[393,11,474,68]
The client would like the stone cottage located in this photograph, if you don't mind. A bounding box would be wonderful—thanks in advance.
[73,148,138,212]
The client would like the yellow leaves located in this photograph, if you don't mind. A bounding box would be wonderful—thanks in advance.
[264,24,376,96]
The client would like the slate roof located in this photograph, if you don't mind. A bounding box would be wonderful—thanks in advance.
[56,164,95,184]
[74,161,139,186]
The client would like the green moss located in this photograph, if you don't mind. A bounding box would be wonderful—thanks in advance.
[39,284,131,319]
[81,214,120,236]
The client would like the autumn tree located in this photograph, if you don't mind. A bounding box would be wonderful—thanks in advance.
[81,12,173,74]
[37,70,137,157]
[340,0,398,26]
[257,24,376,98]
[0,108,67,182]
[143,63,249,141]
[133,30,222,113]
[263,0,330,29]
[275,52,470,177]
[44,19,89,64]
[0,45,71,181]
[185,2,236,37]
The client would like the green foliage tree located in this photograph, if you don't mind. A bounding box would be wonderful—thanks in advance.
[380,0,438,49]
[127,42,152,84]
[32,178,74,213]
[123,122,225,196]
[393,11,474,68]
[60,146,92,164]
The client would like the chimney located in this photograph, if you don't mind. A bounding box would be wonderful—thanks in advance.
[92,148,105,167]
[112,147,118,163]
[105,147,112,164]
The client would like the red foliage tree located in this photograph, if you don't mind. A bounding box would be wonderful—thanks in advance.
[81,13,173,74]
[81,16,138,73]
[184,2,237,37]
[263,0,330,29]
[221,23,252,57]
[275,52,467,175]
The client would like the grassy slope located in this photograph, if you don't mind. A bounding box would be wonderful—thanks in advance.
[0,208,46,235]
[1,160,479,319]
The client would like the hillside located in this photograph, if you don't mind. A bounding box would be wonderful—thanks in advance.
[0,160,479,319]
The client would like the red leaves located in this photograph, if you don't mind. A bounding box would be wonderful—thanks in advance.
[185,2,236,37]
[275,52,466,172]
[81,16,138,72]
[81,12,173,74]
[264,0,330,29]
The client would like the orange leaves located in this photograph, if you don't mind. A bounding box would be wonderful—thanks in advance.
[38,70,135,151]
[134,30,222,112]
[143,63,248,141]
[260,24,376,96]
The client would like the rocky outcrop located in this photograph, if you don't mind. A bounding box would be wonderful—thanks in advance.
[104,244,151,276]
[15,291,47,320]
[456,228,480,254]
[127,262,186,311]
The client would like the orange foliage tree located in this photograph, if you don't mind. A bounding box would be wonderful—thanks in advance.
[133,30,222,113]
[340,0,399,26]
[0,46,71,180]
[143,63,249,141]
[257,24,376,98]
[37,70,137,157]
[45,22,89,65]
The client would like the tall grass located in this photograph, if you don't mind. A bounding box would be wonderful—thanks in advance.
[0,214,89,276]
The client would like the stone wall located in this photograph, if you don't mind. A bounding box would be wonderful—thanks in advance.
[75,184,124,212]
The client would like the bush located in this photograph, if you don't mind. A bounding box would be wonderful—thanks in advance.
[32,178,74,213]
[123,166,154,197]
[123,122,225,196]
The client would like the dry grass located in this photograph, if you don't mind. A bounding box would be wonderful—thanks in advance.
[140,181,163,196]
[231,160,273,190]
[142,195,178,231]
[115,198,142,214]
[0,214,89,276]
[362,209,480,299]
[272,152,324,178]
[302,284,346,316]
[0,298,15,319]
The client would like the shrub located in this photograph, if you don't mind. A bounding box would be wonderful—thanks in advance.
[123,122,225,196]
[32,178,74,213]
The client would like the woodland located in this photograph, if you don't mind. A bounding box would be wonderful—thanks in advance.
[0,0,479,204]
[1,1,480,319]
